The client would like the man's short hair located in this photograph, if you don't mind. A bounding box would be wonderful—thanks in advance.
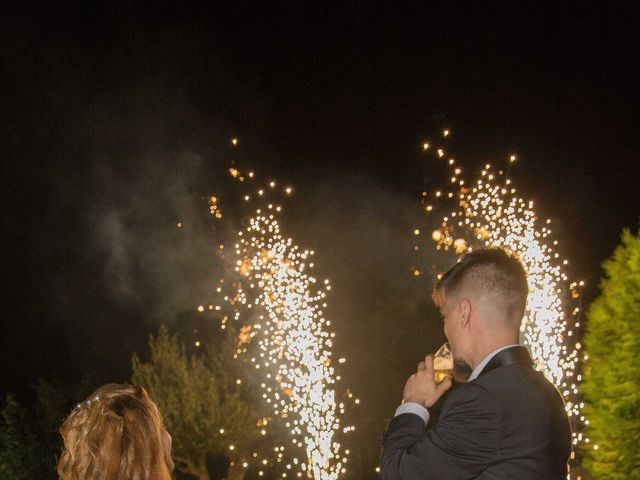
[434,247,529,325]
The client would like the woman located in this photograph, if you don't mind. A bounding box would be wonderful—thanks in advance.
[57,383,174,480]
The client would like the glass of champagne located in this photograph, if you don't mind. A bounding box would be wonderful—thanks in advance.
[433,343,453,383]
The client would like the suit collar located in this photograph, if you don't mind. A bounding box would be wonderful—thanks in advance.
[468,344,519,381]
[477,345,533,378]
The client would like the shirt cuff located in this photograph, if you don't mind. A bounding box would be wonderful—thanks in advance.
[394,402,430,425]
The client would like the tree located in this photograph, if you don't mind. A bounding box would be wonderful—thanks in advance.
[582,228,640,479]
[0,395,39,480]
[0,376,101,480]
[0,381,72,480]
[132,326,262,480]
[32,378,70,478]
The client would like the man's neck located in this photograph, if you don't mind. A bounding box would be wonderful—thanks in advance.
[470,337,519,370]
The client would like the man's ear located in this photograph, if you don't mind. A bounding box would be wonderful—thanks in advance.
[459,298,471,329]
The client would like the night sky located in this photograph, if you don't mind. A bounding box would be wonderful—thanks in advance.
[2,1,638,464]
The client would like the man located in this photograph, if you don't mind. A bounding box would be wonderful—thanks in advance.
[381,248,572,479]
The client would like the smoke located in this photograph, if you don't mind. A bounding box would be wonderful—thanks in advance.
[98,208,135,298]
[91,150,226,318]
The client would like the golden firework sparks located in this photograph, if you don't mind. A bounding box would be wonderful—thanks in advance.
[200,165,354,479]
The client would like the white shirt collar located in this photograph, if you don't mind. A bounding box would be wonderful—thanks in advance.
[468,344,522,381]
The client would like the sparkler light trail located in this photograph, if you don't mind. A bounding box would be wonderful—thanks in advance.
[413,131,587,460]
[200,159,354,479]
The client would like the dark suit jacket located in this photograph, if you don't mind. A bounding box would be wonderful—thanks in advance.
[381,346,572,479]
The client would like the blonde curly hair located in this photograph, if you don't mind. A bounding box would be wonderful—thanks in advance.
[57,383,174,480]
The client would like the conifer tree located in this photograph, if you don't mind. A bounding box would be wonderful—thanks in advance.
[582,229,640,479]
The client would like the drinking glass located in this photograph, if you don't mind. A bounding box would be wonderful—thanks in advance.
[433,343,453,383]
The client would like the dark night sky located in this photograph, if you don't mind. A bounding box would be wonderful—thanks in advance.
[1,0,638,453]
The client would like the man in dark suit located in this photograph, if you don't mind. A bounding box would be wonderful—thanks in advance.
[381,248,572,479]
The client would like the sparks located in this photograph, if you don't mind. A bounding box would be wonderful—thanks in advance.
[204,165,353,479]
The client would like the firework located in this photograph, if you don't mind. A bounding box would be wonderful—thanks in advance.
[414,131,586,454]
[202,160,354,479]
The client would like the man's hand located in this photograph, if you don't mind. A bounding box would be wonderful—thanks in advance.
[403,354,453,408]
